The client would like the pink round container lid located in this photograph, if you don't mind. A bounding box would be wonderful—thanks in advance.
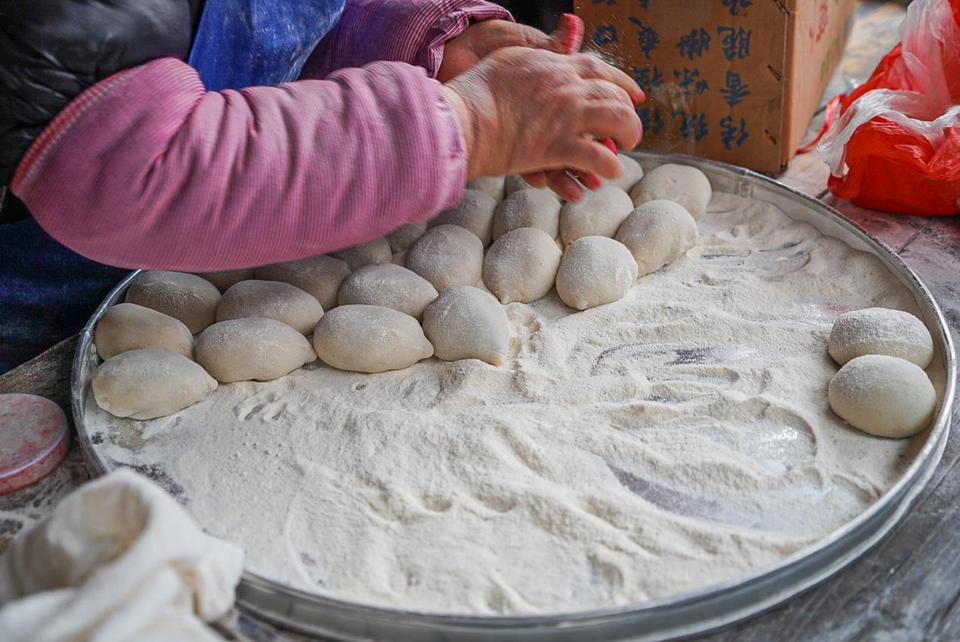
[0,394,70,495]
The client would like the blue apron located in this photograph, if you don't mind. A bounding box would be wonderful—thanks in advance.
[0,0,345,373]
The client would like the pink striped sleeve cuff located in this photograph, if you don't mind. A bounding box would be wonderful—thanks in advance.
[301,0,512,80]
[12,58,467,271]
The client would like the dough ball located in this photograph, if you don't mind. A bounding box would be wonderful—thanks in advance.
[483,228,562,304]
[125,271,221,334]
[828,355,936,438]
[556,237,638,310]
[386,222,428,254]
[422,286,509,366]
[392,251,407,267]
[193,269,255,293]
[430,189,497,246]
[504,174,561,200]
[630,163,712,219]
[92,349,217,420]
[615,200,699,276]
[467,176,506,202]
[95,303,194,361]
[217,280,323,335]
[313,305,433,373]
[197,318,316,383]
[505,174,532,196]
[492,189,562,241]
[828,307,934,368]
[606,154,644,192]
[559,185,634,246]
[254,255,350,311]
[338,264,438,321]
[406,224,484,292]
[331,237,392,271]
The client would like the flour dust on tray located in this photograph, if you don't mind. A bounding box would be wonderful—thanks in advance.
[88,190,943,616]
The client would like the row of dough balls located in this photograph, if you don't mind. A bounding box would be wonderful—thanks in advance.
[826,308,937,438]
[91,158,710,420]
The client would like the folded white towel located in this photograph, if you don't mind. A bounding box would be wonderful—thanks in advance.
[0,469,244,642]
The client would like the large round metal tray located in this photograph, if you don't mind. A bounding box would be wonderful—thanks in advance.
[71,152,956,641]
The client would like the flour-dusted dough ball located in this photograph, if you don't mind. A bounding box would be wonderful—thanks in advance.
[615,200,699,276]
[338,264,438,320]
[95,303,194,361]
[828,307,934,368]
[559,184,634,246]
[217,280,323,335]
[467,176,506,202]
[630,163,712,219]
[406,224,484,292]
[430,189,497,246]
[386,222,428,254]
[197,318,316,383]
[505,174,532,196]
[556,237,638,310]
[313,305,433,373]
[193,269,255,293]
[331,237,392,271]
[492,189,562,241]
[483,228,562,304]
[504,174,561,200]
[422,286,509,366]
[125,271,222,334]
[606,154,644,192]
[92,349,217,420]
[828,355,937,438]
[255,255,350,311]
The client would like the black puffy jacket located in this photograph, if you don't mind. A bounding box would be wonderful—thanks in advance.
[0,0,205,223]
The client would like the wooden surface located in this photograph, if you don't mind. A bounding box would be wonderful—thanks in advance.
[2,2,958,640]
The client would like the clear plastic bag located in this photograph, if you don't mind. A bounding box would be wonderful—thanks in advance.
[817,0,960,215]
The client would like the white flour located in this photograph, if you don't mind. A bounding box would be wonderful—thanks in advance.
[87,192,943,616]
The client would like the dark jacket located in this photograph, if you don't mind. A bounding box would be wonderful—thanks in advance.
[0,0,204,222]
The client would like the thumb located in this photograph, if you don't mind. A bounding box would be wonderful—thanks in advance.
[551,13,585,55]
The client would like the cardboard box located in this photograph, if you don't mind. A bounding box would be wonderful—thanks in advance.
[575,0,856,173]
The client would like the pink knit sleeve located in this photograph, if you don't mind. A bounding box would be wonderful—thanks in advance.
[10,58,467,271]
[300,0,512,80]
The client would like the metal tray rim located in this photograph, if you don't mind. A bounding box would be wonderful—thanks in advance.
[70,151,957,641]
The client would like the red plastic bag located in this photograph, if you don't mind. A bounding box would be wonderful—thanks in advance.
[817,0,960,215]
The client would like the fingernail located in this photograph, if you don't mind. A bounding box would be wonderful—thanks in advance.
[559,14,584,52]
[632,90,646,106]
[584,173,604,190]
[601,138,618,154]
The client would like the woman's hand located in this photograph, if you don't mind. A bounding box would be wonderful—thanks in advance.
[437,16,583,83]
[442,48,643,201]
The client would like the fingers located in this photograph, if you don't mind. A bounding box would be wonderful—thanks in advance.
[524,169,586,201]
[550,13,585,55]
[583,78,633,105]
[508,24,556,51]
[581,101,643,150]
[572,80,642,150]
[556,137,622,179]
[546,170,585,202]
[520,171,548,188]
[572,55,644,104]
[574,170,604,190]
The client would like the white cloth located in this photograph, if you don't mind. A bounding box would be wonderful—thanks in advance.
[0,469,244,642]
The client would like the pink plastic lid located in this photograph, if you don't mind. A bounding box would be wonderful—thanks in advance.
[0,394,70,495]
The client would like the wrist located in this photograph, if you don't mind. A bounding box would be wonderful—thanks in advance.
[438,31,471,83]
[441,84,480,180]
